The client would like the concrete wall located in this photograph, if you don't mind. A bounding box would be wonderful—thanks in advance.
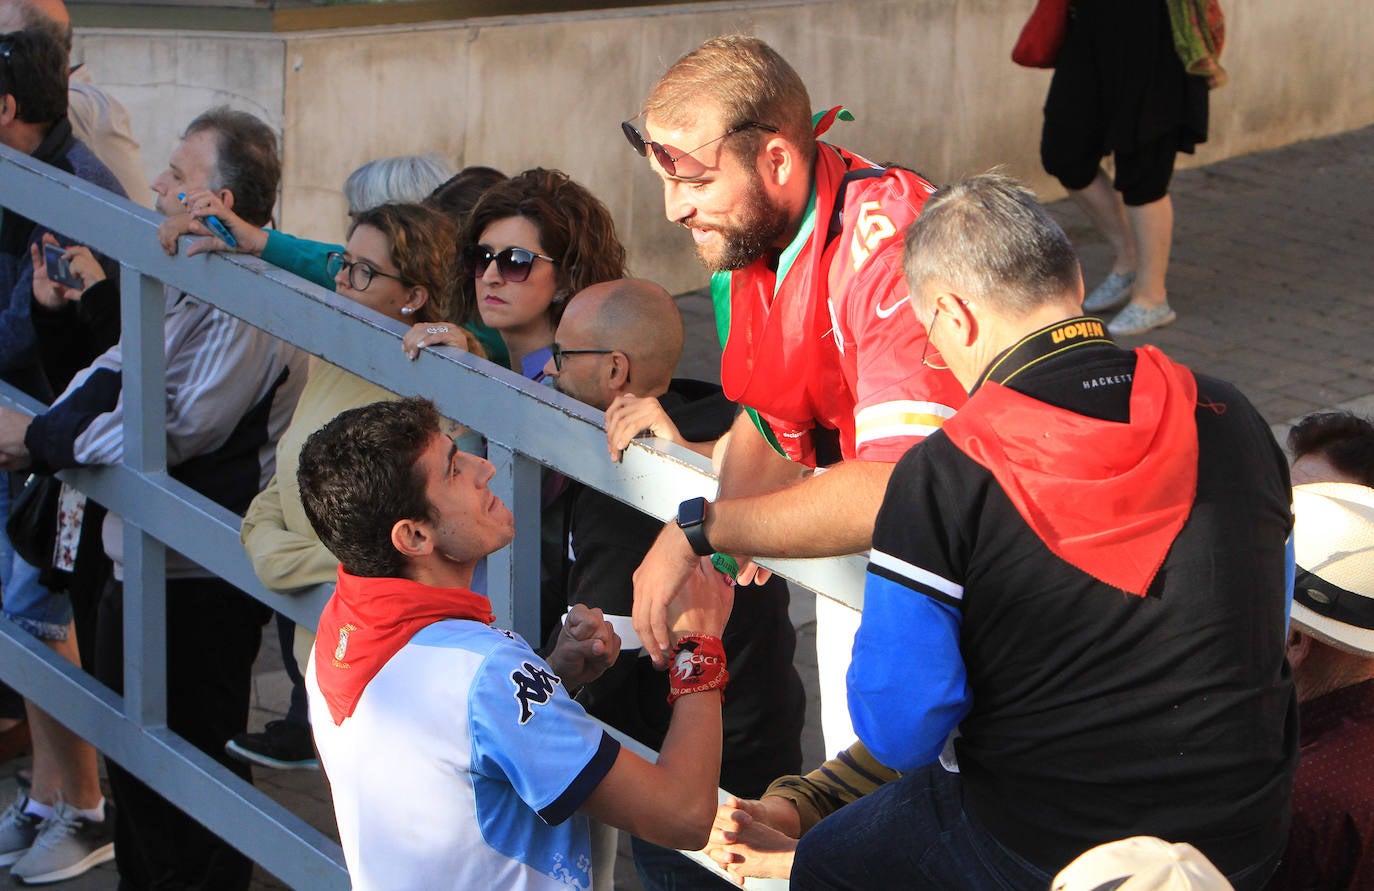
[73,0,1374,294]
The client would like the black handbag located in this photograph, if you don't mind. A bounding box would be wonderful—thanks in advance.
[6,473,62,572]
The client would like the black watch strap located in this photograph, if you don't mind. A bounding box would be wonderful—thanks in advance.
[677,496,715,557]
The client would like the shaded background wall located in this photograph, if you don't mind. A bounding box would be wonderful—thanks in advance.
[73,0,1374,294]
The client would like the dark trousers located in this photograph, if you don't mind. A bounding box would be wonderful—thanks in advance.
[274,614,308,727]
[791,761,1281,891]
[95,575,270,891]
[632,837,739,890]
[791,762,1052,891]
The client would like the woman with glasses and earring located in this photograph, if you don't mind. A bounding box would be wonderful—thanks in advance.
[401,167,627,379]
[235,202,485,774]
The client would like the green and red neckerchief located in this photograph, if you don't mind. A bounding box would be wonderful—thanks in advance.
[943,318,1199,596]
[314,566,495,725]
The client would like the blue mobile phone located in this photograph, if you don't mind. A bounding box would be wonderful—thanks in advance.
[178,193,239,248]
[43,242,83,289]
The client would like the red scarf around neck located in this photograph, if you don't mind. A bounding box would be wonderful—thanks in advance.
[943,346,1199,596]
[314,566,495,724]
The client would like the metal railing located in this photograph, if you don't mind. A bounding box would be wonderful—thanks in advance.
[0,143,865,888]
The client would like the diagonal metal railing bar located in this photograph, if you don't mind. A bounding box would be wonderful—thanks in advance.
[0,142,864,889]
[0,145,867,612]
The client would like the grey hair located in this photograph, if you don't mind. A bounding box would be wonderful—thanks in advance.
[903,172,1081,316]
[343,154,456,216]
[0,0,68,50]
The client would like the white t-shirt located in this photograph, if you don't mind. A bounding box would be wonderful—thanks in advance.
[307,619,620,890]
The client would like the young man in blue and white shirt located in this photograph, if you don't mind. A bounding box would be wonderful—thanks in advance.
[296,397,734,890]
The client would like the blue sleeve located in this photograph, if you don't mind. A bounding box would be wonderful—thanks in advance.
[468,639,620,825]
[260,230,339,290]
[25,365,121,473]
[0,238,40,374]
[1284,530,1295,634]
[848,563,971,774]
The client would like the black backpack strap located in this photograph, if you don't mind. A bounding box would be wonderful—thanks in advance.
[825,166,887,247]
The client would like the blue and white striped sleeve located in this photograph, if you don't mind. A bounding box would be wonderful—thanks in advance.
[848,551,970,773]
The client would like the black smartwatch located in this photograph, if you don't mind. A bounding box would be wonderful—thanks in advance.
[676,496,715,557]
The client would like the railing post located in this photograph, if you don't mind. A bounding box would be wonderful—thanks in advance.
[485,443,543,643]
[120,267,168,727]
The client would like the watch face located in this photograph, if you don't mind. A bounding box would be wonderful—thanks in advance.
[678,496,707,528]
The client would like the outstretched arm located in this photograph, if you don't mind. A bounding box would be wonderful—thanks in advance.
[632,419,891,664]
[579,558,734,851]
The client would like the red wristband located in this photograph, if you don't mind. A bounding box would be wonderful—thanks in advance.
[667,634,729,704]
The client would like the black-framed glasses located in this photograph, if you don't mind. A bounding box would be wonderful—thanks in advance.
[621,118,780,177]
[550,343,613,372]
[461,244,557,283]
[326,252,404,291]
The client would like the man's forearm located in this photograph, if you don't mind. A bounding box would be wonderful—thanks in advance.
[715,412,807,501]
[706,459,895,559]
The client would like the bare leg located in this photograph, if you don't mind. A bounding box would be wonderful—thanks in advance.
[1123,195,1173,310]
[1067,168,1136,274]
[26,625,103,811]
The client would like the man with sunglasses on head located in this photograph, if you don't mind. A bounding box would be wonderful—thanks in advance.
[624,34,966,752]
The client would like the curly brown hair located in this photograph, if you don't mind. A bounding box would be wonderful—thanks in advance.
[460,168,627,325]
[348,203,465,325]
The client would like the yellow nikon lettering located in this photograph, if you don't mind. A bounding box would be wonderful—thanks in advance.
[1051,320,1105,344]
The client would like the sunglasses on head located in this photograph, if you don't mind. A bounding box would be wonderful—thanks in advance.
[461,244,557,283]
[620,118,780,177]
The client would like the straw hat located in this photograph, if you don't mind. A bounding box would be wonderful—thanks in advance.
[1292,482,1374,657]
[1051,836,1232,891]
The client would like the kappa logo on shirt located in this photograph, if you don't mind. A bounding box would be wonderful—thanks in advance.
[511,662,561,724]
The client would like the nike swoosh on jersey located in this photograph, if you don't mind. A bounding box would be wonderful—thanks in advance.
[875,296,909,319]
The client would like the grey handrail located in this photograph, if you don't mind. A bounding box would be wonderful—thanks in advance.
[0,143,859,887]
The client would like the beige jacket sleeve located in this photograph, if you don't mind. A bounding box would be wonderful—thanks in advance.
[240,473,339,593]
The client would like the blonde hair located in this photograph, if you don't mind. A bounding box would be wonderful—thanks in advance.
[644,34,815,167]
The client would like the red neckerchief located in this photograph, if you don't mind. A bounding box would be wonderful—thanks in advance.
[314,566,494,724]
[944,338,1199,596]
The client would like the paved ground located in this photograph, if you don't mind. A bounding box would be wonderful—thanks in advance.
[5,122,1373,889]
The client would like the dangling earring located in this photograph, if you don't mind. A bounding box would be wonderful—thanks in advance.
[400,306,415,316]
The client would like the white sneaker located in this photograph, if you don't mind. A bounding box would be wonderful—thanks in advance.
[0,793,41,867]
[1108,302,1177,336]
[1083,271,1136,313]
[10,796,114,884]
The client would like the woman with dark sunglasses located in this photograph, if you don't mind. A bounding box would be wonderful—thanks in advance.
[402,167,626,378]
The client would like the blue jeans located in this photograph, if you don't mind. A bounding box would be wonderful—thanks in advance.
[0,480,71,641]
[792,762,1282,891]
[791,762,1053,891]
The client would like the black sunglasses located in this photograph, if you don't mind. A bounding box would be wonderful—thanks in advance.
[550,343,613,372]
[621,118,780,177]
[462,244,557,283]
[326,252,404,292]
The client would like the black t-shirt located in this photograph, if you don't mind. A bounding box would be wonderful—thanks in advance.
[875,341,1297,874]
[545,380,805,798]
